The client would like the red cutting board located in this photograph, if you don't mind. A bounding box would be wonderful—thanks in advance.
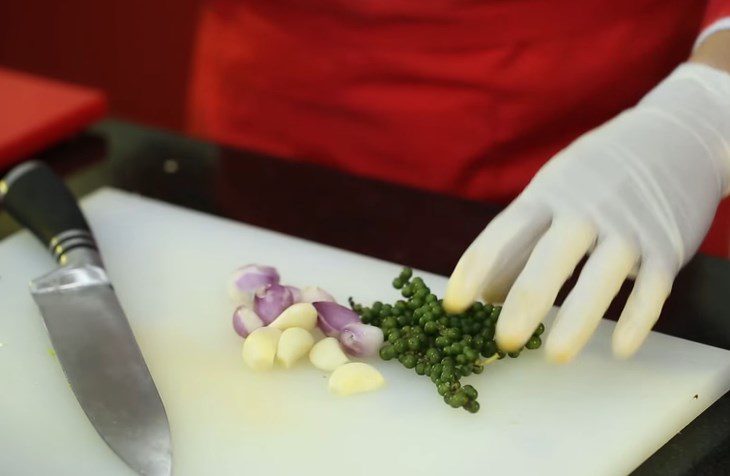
[0,67,106,167]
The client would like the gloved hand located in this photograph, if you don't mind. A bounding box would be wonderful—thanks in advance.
[444,63,730,362]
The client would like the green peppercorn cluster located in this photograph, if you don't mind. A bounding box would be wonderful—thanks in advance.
[349,268,544,413]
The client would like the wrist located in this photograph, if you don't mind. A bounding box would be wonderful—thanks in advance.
[638,63,730,196]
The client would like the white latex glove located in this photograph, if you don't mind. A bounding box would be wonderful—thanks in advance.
[444,63,730,362]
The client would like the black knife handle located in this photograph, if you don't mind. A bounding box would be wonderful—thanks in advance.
[0,161,97,261]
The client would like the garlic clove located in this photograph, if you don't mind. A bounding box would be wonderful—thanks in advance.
[328,362,385,396]
[309,337,349,371]
[276,327,315,368]
[269,303,317,331]
[242,327,282,371]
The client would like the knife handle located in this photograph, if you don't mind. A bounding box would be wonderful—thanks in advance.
[0,161,98,263]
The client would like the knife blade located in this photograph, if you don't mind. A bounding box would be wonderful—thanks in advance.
[0,162,172,476]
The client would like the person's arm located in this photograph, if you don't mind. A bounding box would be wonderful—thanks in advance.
[692,30,730,72]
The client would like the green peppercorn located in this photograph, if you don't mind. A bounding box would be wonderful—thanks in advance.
[426,348,441,364]
[401,354,417,369]
[407,336,421,351]
[464,348,478,362]
[473,336,484,350]
[381,316,397,329]
[464,400,480,413]
[393,340,407,354]
[440,368,455,382]
[508,351,521,358]
[399,267,413,280]
[482,324,495,341]
[403,354,416,369]
[435,336,450,347]
[449,390,468,408]
[462,385,478,400]
[437,382,450,396]
[392,278,404,289]
[415,362,426,375]
[424,321,439,334]
[468,322,482,335]
[445,328,461,341]
[481,340,497,358]
[379,345,396,361]
[526,336,542,350]
[472,364,484,374]
[534,322,545,336]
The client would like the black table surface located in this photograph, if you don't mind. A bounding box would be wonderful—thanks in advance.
[1,119,729,474]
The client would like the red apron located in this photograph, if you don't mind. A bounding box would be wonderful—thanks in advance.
[188,0,708,203]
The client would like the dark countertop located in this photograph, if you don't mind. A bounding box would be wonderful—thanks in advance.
[1,119,729,474]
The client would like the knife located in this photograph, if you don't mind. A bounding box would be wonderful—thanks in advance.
[0,162,172,476]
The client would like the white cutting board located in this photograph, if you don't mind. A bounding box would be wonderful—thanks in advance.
[1,188,729,476]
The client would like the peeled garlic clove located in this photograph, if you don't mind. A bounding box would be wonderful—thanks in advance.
[309,337,350,371]
[269,303,317,331]
[329,362,385,396]
[242,327,282,371]
[276,327,315,368]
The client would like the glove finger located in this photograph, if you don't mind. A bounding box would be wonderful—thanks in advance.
[545,238,638,363]
[495,216,596,352]
[444,201,549,313]
[612,263,673,358]
[481,244,534,304]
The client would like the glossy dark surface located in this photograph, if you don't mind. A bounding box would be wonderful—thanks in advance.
[1,119,729,474]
